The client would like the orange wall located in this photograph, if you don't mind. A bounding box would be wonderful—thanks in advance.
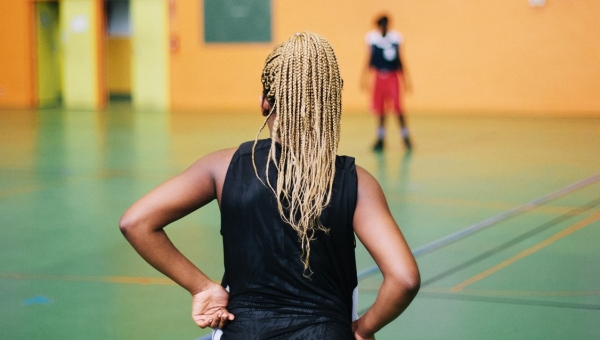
[2,1,599,114]
[169,0,271,111]
[0,1,35,107]
[170,0,600,115]
[0,0,106,109]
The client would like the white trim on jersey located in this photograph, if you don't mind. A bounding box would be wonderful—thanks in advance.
[352,286,359,321]
[365,29,404,51]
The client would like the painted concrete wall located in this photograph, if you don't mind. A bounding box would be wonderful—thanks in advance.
[170,0,600,115]
[1,1,599,115]
[0,1,35,107]
[131,0,169,110]
[36,2,62,107]
[107,37,132,94]
[0,0,105,110]
[60,0,101,109]
[169,0,270,111]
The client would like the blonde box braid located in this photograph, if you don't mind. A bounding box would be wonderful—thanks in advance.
[253,32,343,277]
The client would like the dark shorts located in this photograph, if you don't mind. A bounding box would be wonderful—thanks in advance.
[218,304,353,340]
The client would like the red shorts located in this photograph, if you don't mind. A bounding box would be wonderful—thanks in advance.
[371,71,403,116]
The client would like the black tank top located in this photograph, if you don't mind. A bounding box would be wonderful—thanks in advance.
[219,139,358,339]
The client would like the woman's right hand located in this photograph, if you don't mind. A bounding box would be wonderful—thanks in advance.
[191,282,235,329]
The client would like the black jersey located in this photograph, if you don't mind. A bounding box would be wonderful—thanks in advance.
[218,139,358,339]
[366,30,403,72]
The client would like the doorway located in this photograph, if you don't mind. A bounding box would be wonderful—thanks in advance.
[35,1,62,108]
[105,0,132,104]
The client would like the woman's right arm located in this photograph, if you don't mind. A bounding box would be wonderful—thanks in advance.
[119,148,236,329]
[352,166,420,339]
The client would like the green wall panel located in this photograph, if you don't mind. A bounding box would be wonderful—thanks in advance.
[204,0,271,43]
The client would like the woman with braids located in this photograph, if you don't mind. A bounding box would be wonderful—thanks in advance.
[120,32,419,340]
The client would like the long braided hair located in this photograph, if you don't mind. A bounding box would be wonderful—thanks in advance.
[253,32,343,277]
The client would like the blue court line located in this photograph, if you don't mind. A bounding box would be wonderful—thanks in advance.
[357,173,600,280]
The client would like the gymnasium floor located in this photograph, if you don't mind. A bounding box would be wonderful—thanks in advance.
[1,105,599,339]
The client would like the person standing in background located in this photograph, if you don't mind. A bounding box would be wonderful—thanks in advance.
[362,14,413,152]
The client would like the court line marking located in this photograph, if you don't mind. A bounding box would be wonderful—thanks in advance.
[0,273,176,285]
[0,169,169,199]
[359,287,600,297]
[416,292,600,311]
[440,288,600,297]
[2,175,599,290]
[0,185,42,199]
[357,287,600,315]
[450,211,600,291]
[385,194,600,216]
[420,197,600,287]
[357,173,600,280]
[0,175,92,200]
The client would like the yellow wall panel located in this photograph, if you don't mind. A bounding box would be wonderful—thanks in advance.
[60,0,98,109]
[131,0,169,109]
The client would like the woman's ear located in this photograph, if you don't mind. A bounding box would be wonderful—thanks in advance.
[261,95,272,117]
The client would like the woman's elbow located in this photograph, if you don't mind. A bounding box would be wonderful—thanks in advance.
[390,267,421,297]
[119,212,139,237]
[119,208,161,239]
[405,270,421,297]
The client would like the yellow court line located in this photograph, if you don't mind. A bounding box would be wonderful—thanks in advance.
[420,287,600,297]
[451,212,600,292]
[455,289,600,297]
[359,285,600,297]
[0,172,170,199]
[0,273,176,286]
[0,175,91,199]
[0,185,41,199]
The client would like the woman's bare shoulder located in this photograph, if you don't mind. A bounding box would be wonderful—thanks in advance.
[354,164,390,214]
[355,165,379,189]
[190,147,238,177]
[203,147,238,163]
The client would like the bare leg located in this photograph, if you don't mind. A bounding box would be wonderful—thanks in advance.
[398,115,412,150]
[373,115,385,151]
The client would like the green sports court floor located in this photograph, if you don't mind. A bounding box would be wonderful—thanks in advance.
[1,106,599,339]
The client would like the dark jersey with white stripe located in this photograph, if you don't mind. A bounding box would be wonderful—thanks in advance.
[366,30,403,71]
[219,139,358,339]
